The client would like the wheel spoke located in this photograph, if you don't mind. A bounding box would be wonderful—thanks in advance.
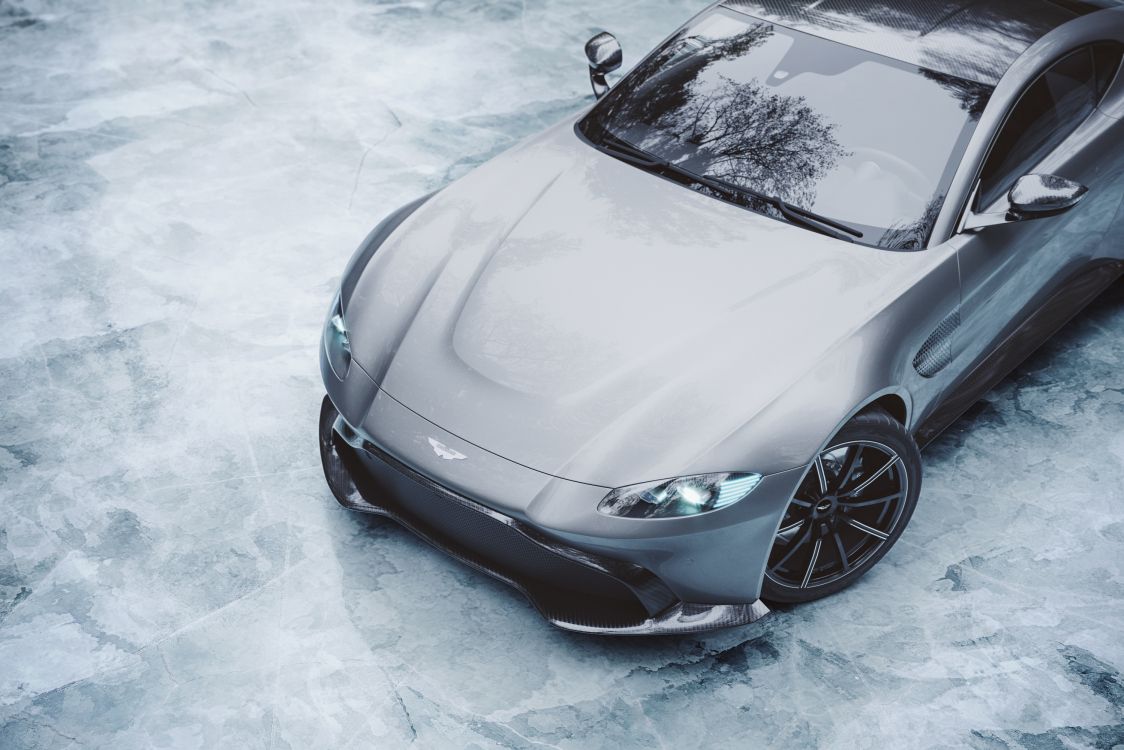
[771,528,813,572]
[833,532,850,572]
[789,498,813,509]
[840,492,902,509]
[776,520,804,543]
[800,539,823,588]
[814,454,828,495]
[844,453,900,498]
[843,516,889,541]
[835,445,862,492]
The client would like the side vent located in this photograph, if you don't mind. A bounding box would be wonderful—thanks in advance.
[913,308,960,378]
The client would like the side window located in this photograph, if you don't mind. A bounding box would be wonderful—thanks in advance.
[1093,42,1123,98]
[976,45,1118,209]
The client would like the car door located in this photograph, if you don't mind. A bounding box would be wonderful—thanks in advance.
[954,43,1124,375]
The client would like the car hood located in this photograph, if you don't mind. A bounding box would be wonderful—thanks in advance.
[345,120,922,487]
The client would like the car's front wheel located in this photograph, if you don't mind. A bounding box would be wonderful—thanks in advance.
[762,406,921,604]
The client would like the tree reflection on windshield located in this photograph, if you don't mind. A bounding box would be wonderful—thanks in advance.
[921,69,993,119]
[596,25,848,208]
[650,73,848,207]
[580,11,990,249]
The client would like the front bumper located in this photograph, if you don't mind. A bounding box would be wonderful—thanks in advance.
[319,396,771,635]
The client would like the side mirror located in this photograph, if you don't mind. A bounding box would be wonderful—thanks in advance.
[585,32,622,99]
[962,173,1089,231]
[1008,174,1088,218]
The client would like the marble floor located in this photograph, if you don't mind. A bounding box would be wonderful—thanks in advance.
[1,1,1123,747]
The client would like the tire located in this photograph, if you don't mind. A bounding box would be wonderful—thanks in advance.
[761,406,922,604]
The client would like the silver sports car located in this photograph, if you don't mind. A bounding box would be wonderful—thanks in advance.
[319,0,1124,634]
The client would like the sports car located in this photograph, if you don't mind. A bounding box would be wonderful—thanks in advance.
[318,0,1124,634]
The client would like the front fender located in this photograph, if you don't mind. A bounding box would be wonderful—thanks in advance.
[679,245,959,476]
[340,192,436,308]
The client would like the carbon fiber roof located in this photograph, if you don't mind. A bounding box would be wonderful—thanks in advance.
[722,0,1123,83]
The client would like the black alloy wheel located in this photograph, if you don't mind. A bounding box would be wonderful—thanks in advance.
[762,407,922,603]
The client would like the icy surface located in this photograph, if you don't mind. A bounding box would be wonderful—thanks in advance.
[1,1,1123,747]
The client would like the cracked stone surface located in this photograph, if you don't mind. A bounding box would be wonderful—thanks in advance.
[1,1,1122,748]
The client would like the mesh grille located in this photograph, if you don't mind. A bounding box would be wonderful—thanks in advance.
[341,438,679,628]
[914,307,961,378]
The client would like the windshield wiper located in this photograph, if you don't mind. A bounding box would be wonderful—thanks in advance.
[687,171,864,243]
[592,130,864,243]
[594,130,664,168]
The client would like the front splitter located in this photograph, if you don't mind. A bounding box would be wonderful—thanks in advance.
[318,396,770,635]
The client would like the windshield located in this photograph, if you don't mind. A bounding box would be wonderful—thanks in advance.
[578,9,993,249]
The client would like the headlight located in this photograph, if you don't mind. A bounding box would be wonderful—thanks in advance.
[324,293,351,380]
[597,473,763,519]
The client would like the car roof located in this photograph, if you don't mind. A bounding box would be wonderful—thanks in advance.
[722,0,1123,84]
